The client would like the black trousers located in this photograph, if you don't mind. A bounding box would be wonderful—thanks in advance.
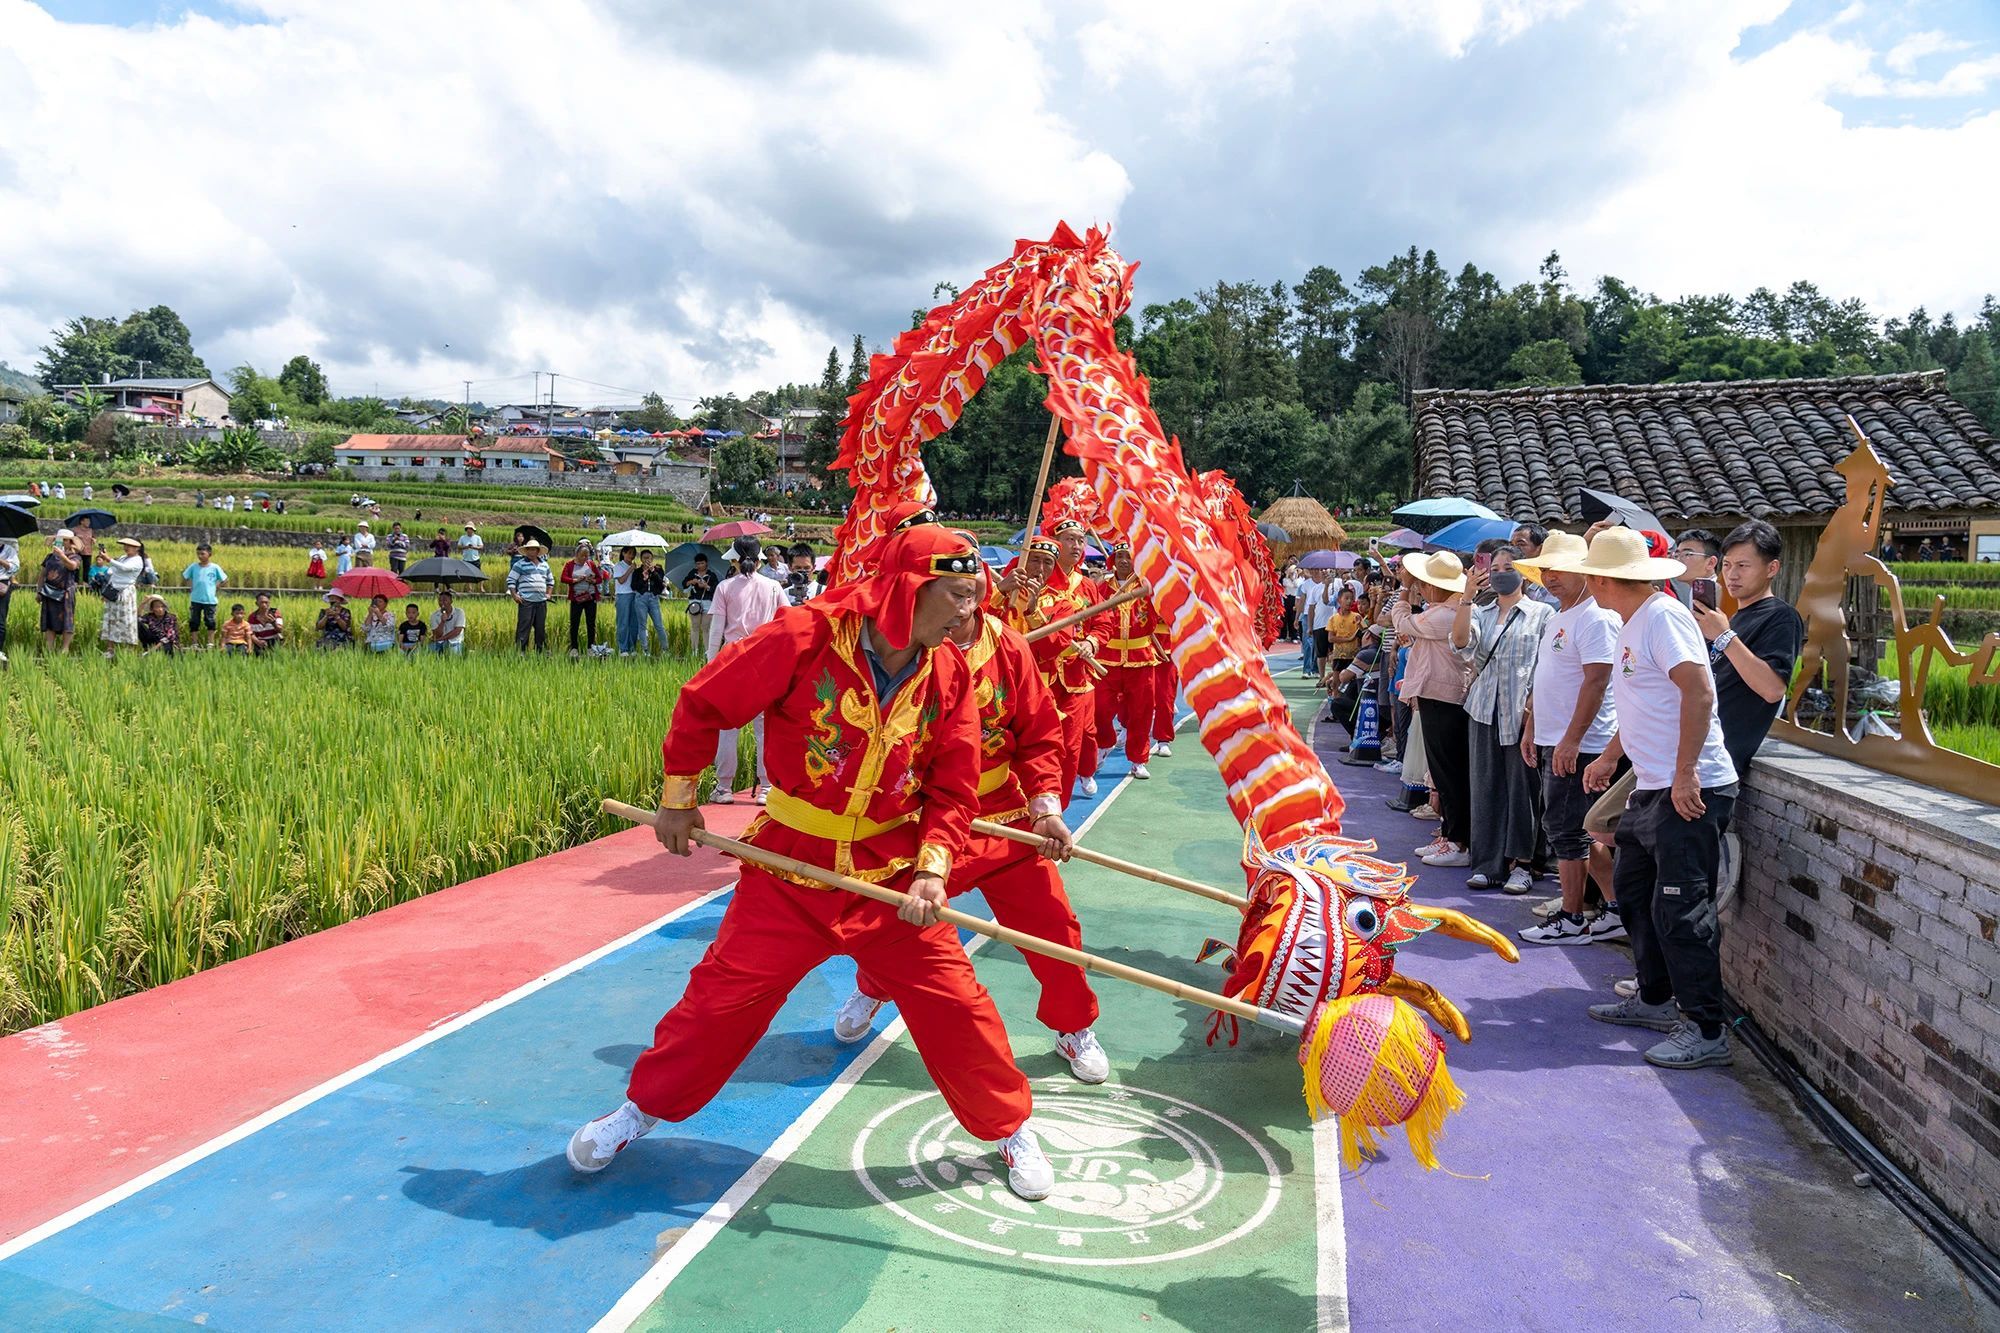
[515,599,548,651]
[1416,698,1471,846]
[1613,786,1737,1030]
[569,599,597,650]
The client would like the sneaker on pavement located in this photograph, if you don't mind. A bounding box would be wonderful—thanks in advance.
[1519,911,1595,945]
[1417,835,1449,858]
[752,785,770,806]
[1385,793,1419,813]
[1079,776,1099,798]
[1614,976,1640,999]
[1422,845,1470,868]
[999,1124,1054,1200]
[1055,1028,1110,1084]
[1645,1021,1733,1070]
[1373,758,1402,773]
[1588,904,1629,942]
[833,990,887,1044]
[566,1099,660,1174]
[1466,873,1496,891]
[1132,764,1152,780]
[1153,743,1172,758]
[1503,867,1534,895]
[1411,803,1442,821]
[712,789,735,805]
[1588,995,1680,1032]
[1531,896,1566,919]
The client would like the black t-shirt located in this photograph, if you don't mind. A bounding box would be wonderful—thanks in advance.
[632,566,667,596]
[682,570,717,600]
[1713,595,1804,780]
[397,620,427,646]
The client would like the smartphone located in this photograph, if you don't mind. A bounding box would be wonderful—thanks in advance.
[1692,578,1719,610]
[1474,552,1493,574]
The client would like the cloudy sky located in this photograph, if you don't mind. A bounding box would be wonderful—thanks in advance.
[1,0,1996,408]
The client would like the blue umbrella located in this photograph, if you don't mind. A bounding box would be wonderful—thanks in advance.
[1008,526,1028,543]
[1424,515,1518,552]
[978,544,1016,567]
[1391,496,1502,535]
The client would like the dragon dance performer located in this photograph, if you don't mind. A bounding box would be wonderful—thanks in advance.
[567,523,1055,1200]
[995,519,1105,804]
[835,553,1109,1081]
[1147,606,1178,759]
[1090,540,1162,781]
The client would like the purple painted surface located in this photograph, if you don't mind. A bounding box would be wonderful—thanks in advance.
[1301,694,1988,1332]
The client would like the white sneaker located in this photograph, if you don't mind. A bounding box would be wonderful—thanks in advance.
[1422,844,1470,868]
[1518,911,1594,945]
[1503,867,1535,895]
[1131,764,1151,780]
[1466,873,1495,890]
[751,785,770,806]
[1055,1028,1110,1084]
[566,1099,659,1173]
[1588,904,1628,942]
[712,789,735,805]
[833,990,887,1044]
[1153,743,1172,758]
[1079,776,1098,798]
[998,1124,1054,1200]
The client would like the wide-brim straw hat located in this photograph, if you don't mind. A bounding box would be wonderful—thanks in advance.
[324,589,348,602]
[463,521,478,530]
[518,539,545,552]
[1528,527,1687,582]
[1404,550,1468,594]
[117,536,144,548]
[1512,530,1589,573]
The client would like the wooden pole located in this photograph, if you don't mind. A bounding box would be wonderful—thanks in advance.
[1023,416,1062,541]
[970,818,1249,909]
[602,799,1300,1035]
[1022,584,1142,643]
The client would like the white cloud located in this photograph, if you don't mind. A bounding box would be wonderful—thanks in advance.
[1884,29,1969,74]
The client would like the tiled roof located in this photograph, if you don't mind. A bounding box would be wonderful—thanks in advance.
[336,434,473,451]
[1412,371,2000,524]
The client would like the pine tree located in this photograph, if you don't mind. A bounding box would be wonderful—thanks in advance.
[846,334,868,396]
[803,347,847,495]
[1948,330,2000,434]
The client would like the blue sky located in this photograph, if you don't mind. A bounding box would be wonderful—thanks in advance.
[3,1,1997,401]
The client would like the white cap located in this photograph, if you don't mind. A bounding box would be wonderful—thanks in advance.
[54,527,75,541]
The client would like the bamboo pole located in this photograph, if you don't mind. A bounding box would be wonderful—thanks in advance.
[970,818,1249,909]
[603,798,1300,1036]
[1022,415,1063,544]
[1022,584,1142,643]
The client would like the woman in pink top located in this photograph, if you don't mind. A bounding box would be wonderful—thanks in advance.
[1392,551,1473,866]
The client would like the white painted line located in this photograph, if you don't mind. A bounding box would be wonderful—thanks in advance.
[593,770,1146,1329]
[0,884,736,1262]
[1312,1117,1351,1332]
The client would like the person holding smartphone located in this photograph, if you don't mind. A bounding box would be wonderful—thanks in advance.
[1688,521,1802,783]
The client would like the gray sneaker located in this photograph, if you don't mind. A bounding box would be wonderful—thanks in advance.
[1645,1022,1733,1070]
[1587,995,1680,1032]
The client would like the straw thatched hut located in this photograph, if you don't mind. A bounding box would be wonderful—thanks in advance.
[1260,495,1347,562]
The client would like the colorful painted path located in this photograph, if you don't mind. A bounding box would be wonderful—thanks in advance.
[2,659,1994,1330]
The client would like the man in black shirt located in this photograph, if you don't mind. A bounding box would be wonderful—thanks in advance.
[1690,520,1804,783]
[680,553,718,658]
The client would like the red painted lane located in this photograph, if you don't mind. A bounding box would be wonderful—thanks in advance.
[0,810,755,1244]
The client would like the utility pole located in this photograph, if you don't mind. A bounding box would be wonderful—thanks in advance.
[546,372,556,441]
[462,380,472,433]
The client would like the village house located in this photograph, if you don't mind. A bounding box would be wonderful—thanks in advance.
[331,434,480,468]
[54,376,232,424]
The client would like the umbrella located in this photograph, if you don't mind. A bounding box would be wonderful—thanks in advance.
[1390,497,1500,536]
[1378,527,1427,549]
[605,527,672,551]
[0,503,39,540]
[110,484,131,498]
[0,494,38,508]
[332,568,413,600]
[513,523,555,549]
[1255,521,1290,544]
[703,519,771,543]
[1424,515,1519,553]
[65,508,117,531]
[1576,486,1666,537]
[1298,549,1358,570]
[662,541,723,584]
[401,556,491,586]
[252,491,271,499]
[978,544,1016,567]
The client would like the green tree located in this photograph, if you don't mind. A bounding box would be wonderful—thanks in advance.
[186,426,281,473]
[845,334,868,397]
[1500,339,1584,388]
[36,316,124,386]
[628,391,679,432]
[1328,381,1413,507]
[1291,266,1357,418]
[1948,330,2000,433]
[114,305,207,377]
[227,363,289,424]
[802,347,848,493]
[1185,397,1329,504]
[713,435,777,489]
[278,355,329,405]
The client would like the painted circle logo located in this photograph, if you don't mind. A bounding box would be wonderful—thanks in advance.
[852,1078,1283,1266]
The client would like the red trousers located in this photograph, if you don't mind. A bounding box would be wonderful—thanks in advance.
[857,833,1099,1034]
[1149,660,1180,744]
[1057,687,1098,806]
[1094,665,1154,766]
[626,865,1030,1141]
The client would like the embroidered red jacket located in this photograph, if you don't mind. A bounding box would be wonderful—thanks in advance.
[960,614,1065,825]
[661,606,981,884]
[1093,576,1162,669]
[996,563,1105,696]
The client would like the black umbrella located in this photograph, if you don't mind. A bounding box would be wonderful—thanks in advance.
[514,524,555,549]
[1575,487,1665,537]
[0,493,38,508]
[400,556,491,586]
[1256,521,1290,544]
[663,541,723,586]
[0,503,39,540]
[110,483,131,498]
[65,508,117,531]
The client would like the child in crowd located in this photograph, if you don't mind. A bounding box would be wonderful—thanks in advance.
[306,540,327,581]
[219,604,254,655]
[335,537,354,576]
[1323,586,1362,686]
[362,594,396,653]
[396,603,428,654]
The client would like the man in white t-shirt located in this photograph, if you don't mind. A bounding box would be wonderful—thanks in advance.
[458,522,484,567]
[1561,528,1738,1071]
[1515,532,1624,946]
[1295,571,1327,675]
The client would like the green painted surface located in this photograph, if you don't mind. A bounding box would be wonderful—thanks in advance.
[634,731,1324,1331]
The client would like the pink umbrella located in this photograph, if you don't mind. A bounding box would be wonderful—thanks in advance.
[332,568,413,600]
[702,519,772,543]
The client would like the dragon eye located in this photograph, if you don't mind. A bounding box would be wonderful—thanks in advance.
[1344,899,1382,940]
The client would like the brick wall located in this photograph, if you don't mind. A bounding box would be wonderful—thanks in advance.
[1724,741,2000,1254]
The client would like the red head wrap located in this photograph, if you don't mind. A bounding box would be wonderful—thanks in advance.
[1043,517,1086,539]
[1025,536,1059,558]
[815,523,980,649]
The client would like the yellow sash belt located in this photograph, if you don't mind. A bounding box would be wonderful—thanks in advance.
[762,787,917,842]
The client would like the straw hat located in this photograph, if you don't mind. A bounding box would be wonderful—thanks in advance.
[518,538,545,552]
[324,589,348,602]
[356,519,370,528]
[117,536,144,548]
[1528,527,1687,582]
[463,521,478,530]
[1403,550,1468,594]
[1512,530,1588,572]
